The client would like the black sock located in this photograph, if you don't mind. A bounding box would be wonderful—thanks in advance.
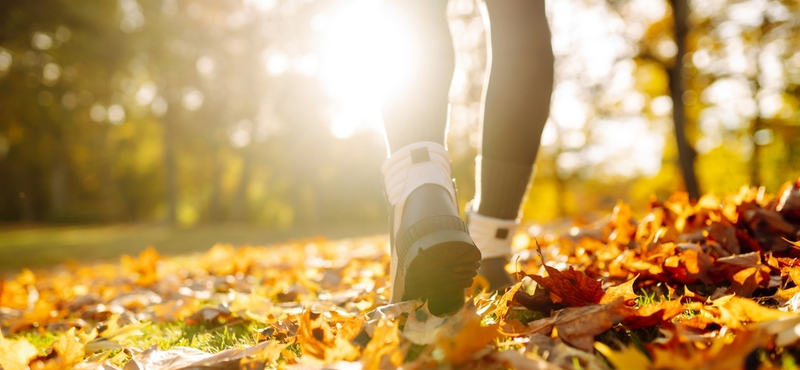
[475,157,533,220]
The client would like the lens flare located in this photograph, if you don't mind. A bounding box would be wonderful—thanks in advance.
[319,0,415,138]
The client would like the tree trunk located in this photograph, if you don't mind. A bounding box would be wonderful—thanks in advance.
[668,0,700,199]
[49,153,67,220]
[163,107,178,225]
[230,148,252,223]
[208,151,223,223]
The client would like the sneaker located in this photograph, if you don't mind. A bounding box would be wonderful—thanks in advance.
[465,204,517,290]
[382,142,481,315]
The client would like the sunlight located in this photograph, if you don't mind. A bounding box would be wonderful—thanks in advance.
[318,0,416,139]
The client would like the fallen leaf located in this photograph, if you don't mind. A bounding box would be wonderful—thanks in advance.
[599,275,638,304]
[527,298,629,352]
[434,307,499,365]
[361,319,402,370]
[553,299,629,352]
[649,328,768,370]
[624,299,685,329]
[712,296,795,329]
[528,266,604,307]
[298,308,360,362]
[401,303,446,345]
[491,349,564,370]
[37,328,87,370]
[124,341,283,370]
[594,342,650,370]
[121,247,161,286]
[0,333,38,370]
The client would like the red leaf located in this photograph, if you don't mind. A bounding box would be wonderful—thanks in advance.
[528,266,604,307]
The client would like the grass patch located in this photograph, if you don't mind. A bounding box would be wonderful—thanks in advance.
[122,321,262,353]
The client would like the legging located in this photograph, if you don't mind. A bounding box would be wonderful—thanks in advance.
[382,0,554,220]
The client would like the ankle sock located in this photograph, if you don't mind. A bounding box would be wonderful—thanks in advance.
[474,157,534,220]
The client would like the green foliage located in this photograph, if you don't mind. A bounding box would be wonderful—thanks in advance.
[2,0,800,228]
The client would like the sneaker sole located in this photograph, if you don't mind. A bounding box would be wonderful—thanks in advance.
[400,229,481,315]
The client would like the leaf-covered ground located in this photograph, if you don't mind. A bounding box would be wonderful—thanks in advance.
[2,180,800,370]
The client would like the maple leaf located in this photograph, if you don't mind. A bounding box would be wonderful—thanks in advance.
[527,266,604,307]
[599,275,638,305]
[298,308,361,362]
[0,333,38,370]
[709,295,795,329]
[624,299,685,329]
[34,328,86,370]
[713,252,771,297]
[361,319,402,370]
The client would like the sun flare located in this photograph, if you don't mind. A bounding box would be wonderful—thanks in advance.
[318,0,416,138]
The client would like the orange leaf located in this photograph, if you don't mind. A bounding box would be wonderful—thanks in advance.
[298,308,360,362]
[528,266,604,307]
[624,299,684,329]
[600,275,638,305]
[435,310,499,365]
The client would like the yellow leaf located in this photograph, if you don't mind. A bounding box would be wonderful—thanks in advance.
[362,319,402,370]
[36,328,86,370]
[435,309,499,365]
[0,333,38,370]
[594,342,651,370]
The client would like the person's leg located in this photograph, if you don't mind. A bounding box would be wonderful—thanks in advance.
[381,0,453,152]
[470,0,554,289]
[380,0,480,315]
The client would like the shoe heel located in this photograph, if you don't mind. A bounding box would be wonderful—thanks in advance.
[395,185,481,315]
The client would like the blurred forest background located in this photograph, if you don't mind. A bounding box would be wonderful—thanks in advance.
[1,0,799,232]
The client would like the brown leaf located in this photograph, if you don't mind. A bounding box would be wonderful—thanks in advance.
[512,286,563,314]
[555,299,629,352]
[729,266,771,297]
[526,298,629,352]
[527,266,604,307]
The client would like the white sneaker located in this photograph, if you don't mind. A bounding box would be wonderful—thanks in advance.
[382,142,481,315]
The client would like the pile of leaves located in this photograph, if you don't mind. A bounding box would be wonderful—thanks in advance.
[2,179,800,370]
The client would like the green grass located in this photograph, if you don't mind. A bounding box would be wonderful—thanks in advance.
[634,288,664,308]
[0,222,384,273]
[123,321,263,353]
[13,320,264,354]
